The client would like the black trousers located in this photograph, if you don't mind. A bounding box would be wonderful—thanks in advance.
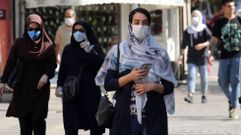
[18,113,46,135]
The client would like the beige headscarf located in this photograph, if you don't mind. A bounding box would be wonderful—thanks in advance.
[22,14,55,60]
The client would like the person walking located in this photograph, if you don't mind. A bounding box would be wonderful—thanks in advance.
[95,8,176,135]
[55,20,105,135]
[55,8,76,64]
[177,10,212,104]
[210,0,240,119]
[0,14,57,135]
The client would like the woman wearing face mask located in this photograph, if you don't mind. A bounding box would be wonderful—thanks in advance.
[177,10,212,104]
[56,20,105,135]
[0,14,57,135]
[95,8,176,135]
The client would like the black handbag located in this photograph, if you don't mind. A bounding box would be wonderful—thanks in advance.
[7,57,23,89]
[63,68,82,101]
[96,43,120,128]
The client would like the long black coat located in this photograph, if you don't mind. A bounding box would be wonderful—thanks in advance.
[104,69,174,135]
[1,38,57,118]
[57,43,104,130]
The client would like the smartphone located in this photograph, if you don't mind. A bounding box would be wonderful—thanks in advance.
[140,63,152,71]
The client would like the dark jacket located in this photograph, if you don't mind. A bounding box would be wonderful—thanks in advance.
[1,38,57,118]
[104,69,174,135]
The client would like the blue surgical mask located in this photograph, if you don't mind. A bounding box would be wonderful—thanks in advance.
[73,31,86,42]
[27,30,41,41]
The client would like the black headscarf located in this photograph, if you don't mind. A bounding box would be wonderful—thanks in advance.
[70,20,99,47]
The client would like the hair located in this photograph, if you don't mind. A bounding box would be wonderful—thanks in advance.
[129,8,151,25]
[222,0,234,6]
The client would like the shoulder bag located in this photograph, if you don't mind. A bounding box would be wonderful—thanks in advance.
[96,43,120,128]
[8,57,23,90]
[63,67,83,101]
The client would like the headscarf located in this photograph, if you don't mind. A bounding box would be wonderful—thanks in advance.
[22,14,55,60]
[96,9,177,124]
[187,10,207,36]
[70,20,99,47]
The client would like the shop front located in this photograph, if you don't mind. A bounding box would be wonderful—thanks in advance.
[24,0,187,80]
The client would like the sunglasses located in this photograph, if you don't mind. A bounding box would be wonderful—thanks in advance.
[73,28,85,32]
[27,27,41,31]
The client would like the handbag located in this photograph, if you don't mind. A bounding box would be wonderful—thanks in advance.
[63,68,82,101]
[96,43,120,128]
[7,57,23,89]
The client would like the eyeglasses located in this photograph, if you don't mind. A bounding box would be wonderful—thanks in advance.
[73,28,85,32]
[27,27,41,31]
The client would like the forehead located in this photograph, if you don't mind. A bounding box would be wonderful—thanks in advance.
[65,10,74,17]
[74,24,84,29]
[28,22,39,28]
[192,11,199,17]
[224,1,235,7]
[132,12,148,21]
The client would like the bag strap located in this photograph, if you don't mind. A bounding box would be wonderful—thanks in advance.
[117,43,120,75]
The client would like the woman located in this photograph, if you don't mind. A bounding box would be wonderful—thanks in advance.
[95,8,176,135]
[177,10,211,104]
[0,14,57,135]
[56,20,105,135]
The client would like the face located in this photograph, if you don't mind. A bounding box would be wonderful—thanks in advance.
[73,24,85,33]
[65,9,75,19]
[223,2,235,15]
[131,12,149,26]
[27,22,40,31]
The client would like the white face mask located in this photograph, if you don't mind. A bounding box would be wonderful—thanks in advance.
[192,16,200,26]
[131,25,149,41]
[65,18,75,26]
[73,31,86,42]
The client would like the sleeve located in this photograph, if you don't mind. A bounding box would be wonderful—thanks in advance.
[57,48,67,87]
[44,53,57,79]
[85,44,105,70]
[104,69,119,91]
[0,39,21,83]
[181,30,189,49]
[54,28,61,53]
[205,27,212,40]
[212,20,221,38]
[160,78,174,95]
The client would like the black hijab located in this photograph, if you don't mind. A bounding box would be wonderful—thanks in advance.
[70,20,99,47]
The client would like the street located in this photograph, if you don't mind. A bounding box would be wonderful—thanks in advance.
[0,62,241,135]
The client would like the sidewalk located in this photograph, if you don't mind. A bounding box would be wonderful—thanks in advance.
[0,61,241,135]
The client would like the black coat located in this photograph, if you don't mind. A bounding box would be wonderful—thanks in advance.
[57,43,105,130]
[104,69,174,135]
[1,38,57,118]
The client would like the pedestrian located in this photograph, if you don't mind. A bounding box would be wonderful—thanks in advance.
[54,8,76,64]
[95,8,176,135]
[55,20,105,135]
[0,14,57,135]
[210,0,240,119]
[177,10,212,104]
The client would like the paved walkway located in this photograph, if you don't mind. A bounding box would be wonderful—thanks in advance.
[0,62,240,135]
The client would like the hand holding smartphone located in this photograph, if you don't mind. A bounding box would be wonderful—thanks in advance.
[140,63,152,71]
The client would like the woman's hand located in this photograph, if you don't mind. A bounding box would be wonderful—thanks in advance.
[135,83,154,95]
[0,83,6,96]
[80,40,94,53]
[37,74,48,90]
[55,86,63,97]
[129,68,148,82]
